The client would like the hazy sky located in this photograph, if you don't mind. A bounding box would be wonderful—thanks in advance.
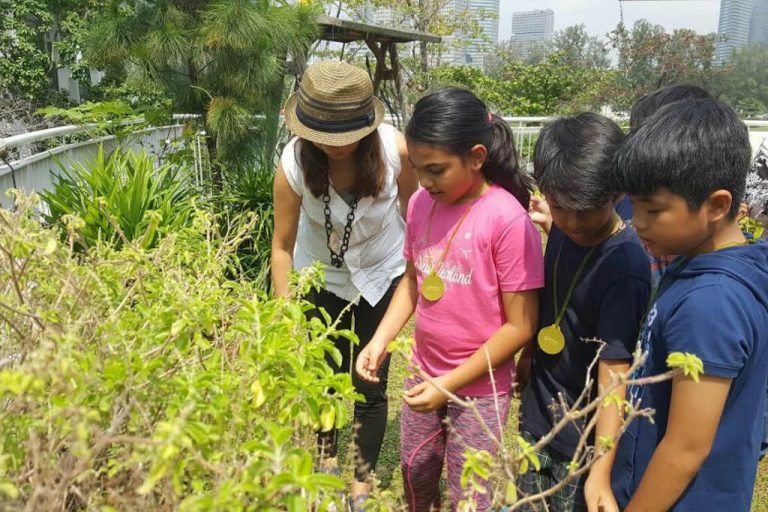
[498,0,720,41]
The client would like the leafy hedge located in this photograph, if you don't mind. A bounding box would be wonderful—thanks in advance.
[0,193,356,510]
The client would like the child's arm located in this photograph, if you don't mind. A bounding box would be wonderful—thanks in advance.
[584,358,631,512]
[625,374,732,512]
[529,196,552,235]
[355,261,419,383]
[403,289,538,412]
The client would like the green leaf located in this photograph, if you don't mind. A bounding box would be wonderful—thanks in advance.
[505,481,517,505]
[286,495,307,512]
[597,436,615,452]
[602,392,624,409]
[319,405,335,432]
[0,481,19,499]
[666,352,704,382]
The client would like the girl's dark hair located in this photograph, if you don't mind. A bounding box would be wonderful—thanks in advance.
[297,131,384,198]
[406,87,532,207]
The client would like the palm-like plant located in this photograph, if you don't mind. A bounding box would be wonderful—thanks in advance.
[41,145,195,251]
[84,0,320,169]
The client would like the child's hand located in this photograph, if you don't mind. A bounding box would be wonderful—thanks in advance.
[403,377,449,413]
[737,201,749,222]
[356,339,388,383]
[514,352,532,397]
[584,473,620,512]
[529,196,553,235]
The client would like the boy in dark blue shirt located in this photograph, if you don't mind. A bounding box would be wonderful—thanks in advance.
[519,113,651,511]
[611,98,768,511]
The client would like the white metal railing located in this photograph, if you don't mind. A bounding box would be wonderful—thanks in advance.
[1,114,765,207]
[501,116,768,166]
[0,114,200,161]
[0,115,204,209]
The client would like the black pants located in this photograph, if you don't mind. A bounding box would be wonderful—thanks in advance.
[306,276,400,482]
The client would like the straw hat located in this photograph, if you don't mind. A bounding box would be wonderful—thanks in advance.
[284,60,386,147]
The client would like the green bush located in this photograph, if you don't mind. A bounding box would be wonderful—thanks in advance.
[218,163,275,286]
[0,193,358,510]
[41,146,196,251]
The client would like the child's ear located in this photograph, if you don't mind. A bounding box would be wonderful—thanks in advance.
[468,144,488,172]
[705,190,734,222]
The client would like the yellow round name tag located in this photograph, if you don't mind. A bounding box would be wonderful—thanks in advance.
[422,272,445,302]
[538,324,565,355]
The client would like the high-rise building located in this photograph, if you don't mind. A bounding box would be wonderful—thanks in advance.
[510,9,554,60]
[750,0,768,46]
[715,0,766,63]
[449,0,500,70]
[372,6,399,27]
[353,3,404,28]
[352,1,499,70]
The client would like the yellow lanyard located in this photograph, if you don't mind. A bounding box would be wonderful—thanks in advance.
[551,213,622,327]
[538,214,622,355]
[421,199,476,302]
[425,200,475,275]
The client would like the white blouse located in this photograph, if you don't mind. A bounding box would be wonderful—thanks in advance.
[281,123,406,306]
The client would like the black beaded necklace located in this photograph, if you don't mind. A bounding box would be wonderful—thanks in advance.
[322,179,357,268]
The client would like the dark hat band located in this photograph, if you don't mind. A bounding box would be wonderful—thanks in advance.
[296,105,375,134]
[298,87,374,112]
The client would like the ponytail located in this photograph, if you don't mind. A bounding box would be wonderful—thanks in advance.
[406,87,533,207]
[485,114,533,207]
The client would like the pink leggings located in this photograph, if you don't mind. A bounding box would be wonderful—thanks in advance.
[400,376,512,511]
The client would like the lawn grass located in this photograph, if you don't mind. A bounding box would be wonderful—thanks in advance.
[335,327,768,510]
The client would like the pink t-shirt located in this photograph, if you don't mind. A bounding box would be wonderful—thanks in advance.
[404,185,544,397]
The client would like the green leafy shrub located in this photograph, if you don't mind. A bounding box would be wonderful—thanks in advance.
[90,78,174,111]
[41,146,196,251]
[0,192,357,510]
[218,163,275,286]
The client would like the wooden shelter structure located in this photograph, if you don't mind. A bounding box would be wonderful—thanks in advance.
[307,14,441,124]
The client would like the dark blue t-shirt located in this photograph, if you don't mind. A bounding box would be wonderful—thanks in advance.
[612,242,768,511]
[615,195,633,222]
[520,224,651,458]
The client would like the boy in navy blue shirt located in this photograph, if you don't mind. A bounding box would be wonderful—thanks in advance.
[519,113,651,511]
[611,98,768,511]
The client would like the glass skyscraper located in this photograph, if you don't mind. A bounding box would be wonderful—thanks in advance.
[715,0,768,63]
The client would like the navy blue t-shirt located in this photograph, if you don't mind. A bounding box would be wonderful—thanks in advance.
[612,243,768,511]
[615,195,633,223]
[520,224,651,458]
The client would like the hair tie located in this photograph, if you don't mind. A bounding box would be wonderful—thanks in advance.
[487,112,493,124]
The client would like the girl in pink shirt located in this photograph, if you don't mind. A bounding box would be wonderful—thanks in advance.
[356,88,544,511]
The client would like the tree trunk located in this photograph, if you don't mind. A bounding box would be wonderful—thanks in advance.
[189,58,222,190]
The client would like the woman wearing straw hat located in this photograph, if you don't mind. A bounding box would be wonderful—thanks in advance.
[271,60,418,508]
